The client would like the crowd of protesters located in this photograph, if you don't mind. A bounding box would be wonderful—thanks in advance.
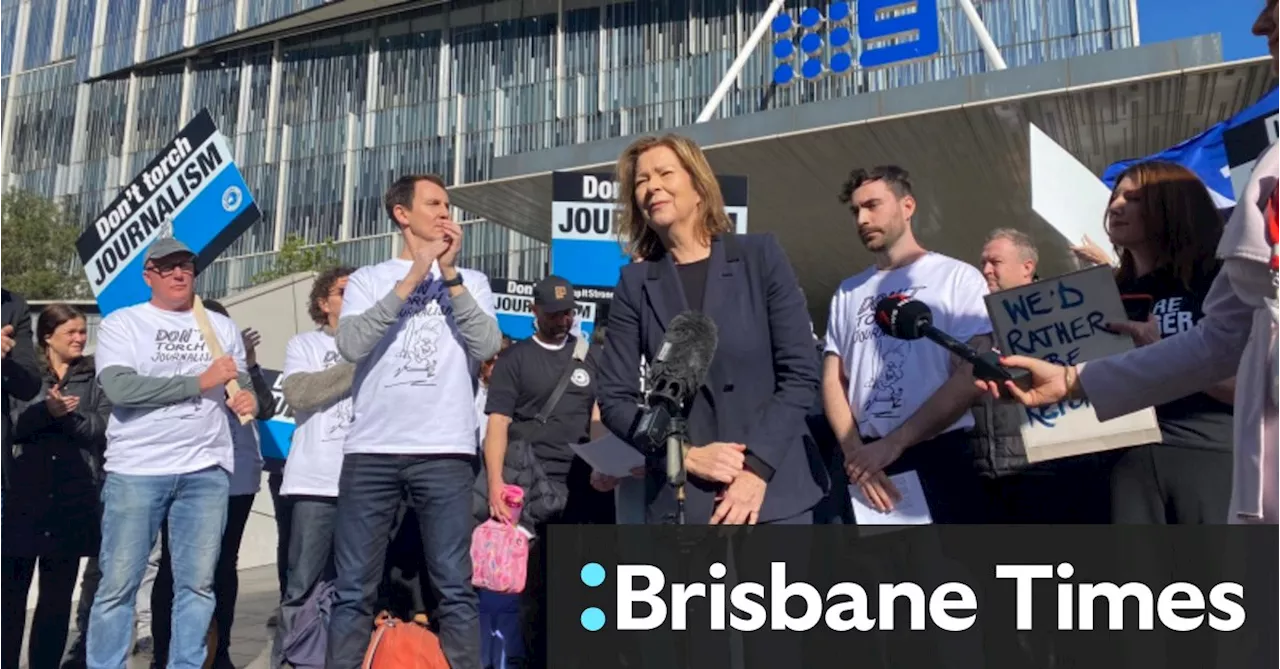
[0,3,1274,668]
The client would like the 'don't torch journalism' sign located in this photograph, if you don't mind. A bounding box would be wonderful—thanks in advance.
[76,109,261,316]
[549,171,748,289]
[490,277,614,341]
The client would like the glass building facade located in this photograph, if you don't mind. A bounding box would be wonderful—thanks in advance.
[2,0,1138,298]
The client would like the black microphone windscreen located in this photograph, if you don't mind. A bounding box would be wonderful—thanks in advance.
[646,311,719,404]
[874,296,932,340]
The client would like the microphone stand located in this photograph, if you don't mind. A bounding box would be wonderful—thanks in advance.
[665,416,688,525]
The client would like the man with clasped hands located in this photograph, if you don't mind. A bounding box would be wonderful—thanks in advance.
[326,174,502,669]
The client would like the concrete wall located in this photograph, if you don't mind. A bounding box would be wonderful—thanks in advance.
[27,272,323,611]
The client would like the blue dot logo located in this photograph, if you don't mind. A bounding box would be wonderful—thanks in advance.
[580,563,607,630]
[773,63,795,85]
[581,607,606,631]
[580,562,606,587]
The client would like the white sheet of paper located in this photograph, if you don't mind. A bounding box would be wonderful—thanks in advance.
[848,471,933,526]
[570,433,645,478]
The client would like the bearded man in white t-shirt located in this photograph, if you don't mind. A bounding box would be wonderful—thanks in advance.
[87,238,257,669]
[822,166,993,524]
[326,174,502,669]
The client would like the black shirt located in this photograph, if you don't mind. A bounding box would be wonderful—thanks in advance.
[676,258,710,312]
[484,335,597,480]
[1115,264,1234,451]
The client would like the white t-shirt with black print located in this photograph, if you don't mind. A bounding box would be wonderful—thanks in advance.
[339,258,495,455]
[280,329,353,497]
[824,252,993,440]
[95,302,246,476]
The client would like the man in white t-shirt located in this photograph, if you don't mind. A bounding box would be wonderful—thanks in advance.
[87,237,257,669]
[823,166,993,523]
[270,265,357,668]
[326,174,502,669]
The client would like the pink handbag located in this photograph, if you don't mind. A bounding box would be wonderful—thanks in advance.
[471,485,529,594]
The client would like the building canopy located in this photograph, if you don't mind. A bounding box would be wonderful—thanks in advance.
[450,37,1277,332]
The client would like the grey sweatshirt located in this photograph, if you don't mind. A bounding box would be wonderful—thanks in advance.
[282,326,356,412]
[337,284,503,365]
[99,366,254,409]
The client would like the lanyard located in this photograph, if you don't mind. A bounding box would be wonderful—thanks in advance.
[1259,182,1280,300]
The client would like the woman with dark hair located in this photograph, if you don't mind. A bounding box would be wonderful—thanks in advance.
[2,304,110,669]
[1095,160,1236,524]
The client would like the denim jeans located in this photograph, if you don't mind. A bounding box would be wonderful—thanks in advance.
[86,466,228,669]
[326,454,480,669]
[272,497,338,669]
[151,494,255,669]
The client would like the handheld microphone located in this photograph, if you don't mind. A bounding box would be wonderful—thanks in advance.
[874,295,1032,393]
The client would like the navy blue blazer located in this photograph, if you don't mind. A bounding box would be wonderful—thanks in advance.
[596,232,828,524]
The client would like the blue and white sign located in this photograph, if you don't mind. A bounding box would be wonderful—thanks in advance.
[549,171,748,289]
[771,1,940,84]
[255,367,295,460]
[491,277,614,341]
[76,109,262,315]
[1102,92,1279,210]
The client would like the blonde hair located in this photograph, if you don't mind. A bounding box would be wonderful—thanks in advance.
[614,134,734,261]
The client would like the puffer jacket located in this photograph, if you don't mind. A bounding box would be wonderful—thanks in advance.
[472,440,568,534]
[969,395,1033,478]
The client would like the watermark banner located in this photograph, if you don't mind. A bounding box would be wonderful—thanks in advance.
[548,524,1277,669]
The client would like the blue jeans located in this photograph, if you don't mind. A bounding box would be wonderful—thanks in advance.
[326,454,480,669]
[86,466,228,669]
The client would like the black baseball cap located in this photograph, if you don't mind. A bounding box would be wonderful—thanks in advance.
[533,275,576,313]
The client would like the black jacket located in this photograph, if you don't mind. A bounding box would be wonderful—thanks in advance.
[3,355,111,558]
[472,440,568,534]
[2,289,42,490]
[596,233,826,524]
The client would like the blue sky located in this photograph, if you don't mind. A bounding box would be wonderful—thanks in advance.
[1137,0,1268,61]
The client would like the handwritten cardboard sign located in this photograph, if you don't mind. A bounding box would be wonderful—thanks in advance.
[984,265,1161,462]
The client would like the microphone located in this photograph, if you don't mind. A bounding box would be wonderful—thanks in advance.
[874,295,1031,393]
[631,311,718,525]
[632,311,718,457]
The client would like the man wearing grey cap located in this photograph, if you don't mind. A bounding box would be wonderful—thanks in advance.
[86,237,257,669]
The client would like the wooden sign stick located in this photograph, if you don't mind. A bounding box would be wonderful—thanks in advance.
[192,295,253,425]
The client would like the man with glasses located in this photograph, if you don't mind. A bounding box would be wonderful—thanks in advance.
[87,238,257,669]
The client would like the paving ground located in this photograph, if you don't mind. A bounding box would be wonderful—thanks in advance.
[19,565,280,669]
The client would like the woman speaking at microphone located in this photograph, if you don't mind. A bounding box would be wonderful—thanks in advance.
[978,1,1278,526]
[594,133,825,526]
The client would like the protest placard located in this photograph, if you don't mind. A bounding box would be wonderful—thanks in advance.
[984,265,1161,462]
[75,109,261,316]
[255,366,295,460]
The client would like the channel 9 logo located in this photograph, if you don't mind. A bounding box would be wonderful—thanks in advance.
[770,0,941,85]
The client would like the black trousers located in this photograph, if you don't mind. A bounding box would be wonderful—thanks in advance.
[982,455,1112,524]
[881,430,987,524]
[151,494,255,668]
[1108,443,1233,524]
[266,463,292,604]
[1,554,81,669]
[60,556,99,669]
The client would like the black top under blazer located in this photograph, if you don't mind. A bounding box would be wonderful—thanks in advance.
[596,232,828,524]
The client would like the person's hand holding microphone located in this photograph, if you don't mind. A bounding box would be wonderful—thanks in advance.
[974,355,1082,407]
